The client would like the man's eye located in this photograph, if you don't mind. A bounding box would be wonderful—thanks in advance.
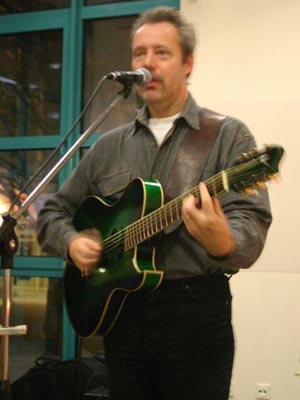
[157,50,169,57]
[133,51,145,58]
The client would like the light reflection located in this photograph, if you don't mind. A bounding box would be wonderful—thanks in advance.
[47,111,60,120]
[48,62,61,70]
[0,75,17,85]
[0,193,11,225]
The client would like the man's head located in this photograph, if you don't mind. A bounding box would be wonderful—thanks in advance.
[131,7,196,117]
[131,6,196,63]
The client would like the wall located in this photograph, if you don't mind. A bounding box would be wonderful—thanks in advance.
[181,0,300,398]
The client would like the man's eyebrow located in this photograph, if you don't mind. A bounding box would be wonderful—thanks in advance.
[132,45,145,50]
[132,45,146,53]
[133,44,169,51]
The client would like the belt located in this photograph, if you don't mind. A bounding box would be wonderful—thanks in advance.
[163,271,203,280]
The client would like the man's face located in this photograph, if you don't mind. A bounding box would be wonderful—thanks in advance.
[131,22,193,117]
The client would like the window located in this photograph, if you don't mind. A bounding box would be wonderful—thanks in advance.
[0,30,62,137]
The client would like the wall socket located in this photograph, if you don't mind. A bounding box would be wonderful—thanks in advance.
[229,380,234,398]
[255,383,271,399]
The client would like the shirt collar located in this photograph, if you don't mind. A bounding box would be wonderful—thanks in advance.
[133,93,201,135]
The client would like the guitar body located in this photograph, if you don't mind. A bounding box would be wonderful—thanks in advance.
[64,178,164,337]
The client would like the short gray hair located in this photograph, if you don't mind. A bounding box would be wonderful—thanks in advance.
[131,6,196,61]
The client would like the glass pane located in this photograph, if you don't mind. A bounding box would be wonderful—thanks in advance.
[0,150,59,256]
[0,277,63,382]
[83,16,143,133]
[0,30,62,137]
[0,0,70,15]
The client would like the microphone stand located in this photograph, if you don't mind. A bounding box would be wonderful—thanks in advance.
[0,83,133,399]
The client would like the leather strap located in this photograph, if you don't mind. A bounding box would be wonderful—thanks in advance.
[165,108,226,200]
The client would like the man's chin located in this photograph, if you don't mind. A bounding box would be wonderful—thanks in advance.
[139,90,161,105]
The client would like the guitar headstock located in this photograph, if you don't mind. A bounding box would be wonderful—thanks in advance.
[230,144,285,194]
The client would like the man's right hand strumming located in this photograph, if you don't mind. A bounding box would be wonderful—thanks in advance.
[68,229,102,277]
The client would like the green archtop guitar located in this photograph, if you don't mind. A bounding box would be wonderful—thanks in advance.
[64,145,284,337]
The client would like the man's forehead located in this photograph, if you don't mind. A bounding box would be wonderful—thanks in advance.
[132,22,180,46]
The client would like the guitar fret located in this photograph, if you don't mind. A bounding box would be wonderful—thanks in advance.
[159,211,163,231]
[148,216,153,236]
[156,213,160,232]
[131,226,136,247]
[143,222,147,240]
[124,226,131,251]
[163,207,168,228]
[150,216,155,236]
[177,199,182,219]
[146,218,150,238]
[139,228,144,243]
[169,203,174,223]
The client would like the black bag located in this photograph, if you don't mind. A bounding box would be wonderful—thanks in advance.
[11,355,108,400]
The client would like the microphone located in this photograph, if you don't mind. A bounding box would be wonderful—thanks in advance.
[106,68,152,86]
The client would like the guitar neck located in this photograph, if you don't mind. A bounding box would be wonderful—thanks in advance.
[123,170,229,251]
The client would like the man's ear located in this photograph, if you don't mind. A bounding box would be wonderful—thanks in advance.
[184,53,194,78]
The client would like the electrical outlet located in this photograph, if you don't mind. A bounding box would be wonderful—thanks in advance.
[255,383,271,399]
[229,380,234,399]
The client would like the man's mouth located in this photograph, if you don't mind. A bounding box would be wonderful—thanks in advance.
[146,76,163,88]
[146,80,158,88]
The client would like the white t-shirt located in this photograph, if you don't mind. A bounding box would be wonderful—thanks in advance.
[148,114,180,146]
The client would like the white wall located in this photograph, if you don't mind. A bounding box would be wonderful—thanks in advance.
[181,0,300,398]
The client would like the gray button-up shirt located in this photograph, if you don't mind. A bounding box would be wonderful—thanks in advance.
[37,94,272,277]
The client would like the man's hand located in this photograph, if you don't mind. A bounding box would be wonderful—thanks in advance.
[182,182,235,257]
[69,229,102,276]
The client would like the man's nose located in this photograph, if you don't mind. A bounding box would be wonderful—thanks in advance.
[144,51,156,70]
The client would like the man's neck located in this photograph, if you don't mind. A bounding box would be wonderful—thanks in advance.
[148,93,188,118]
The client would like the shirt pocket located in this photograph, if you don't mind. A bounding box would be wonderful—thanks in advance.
[96,170,132,200]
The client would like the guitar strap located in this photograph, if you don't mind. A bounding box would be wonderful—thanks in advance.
[165,108,226,201]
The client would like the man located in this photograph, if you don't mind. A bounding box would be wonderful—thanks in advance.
[37,6,272,400]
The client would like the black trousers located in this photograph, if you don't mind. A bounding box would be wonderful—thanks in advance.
[103,274,234,400]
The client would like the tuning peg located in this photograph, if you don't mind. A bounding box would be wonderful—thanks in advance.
[256,181,267,189]
[268,174,280,182]
[244,188,256,196]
